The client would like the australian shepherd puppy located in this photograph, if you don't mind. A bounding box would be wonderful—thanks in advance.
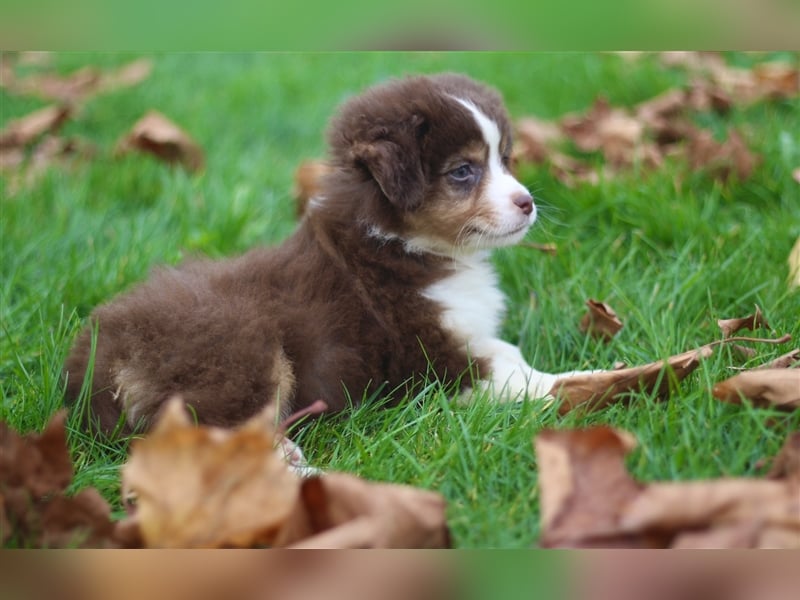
[64,72,586,436]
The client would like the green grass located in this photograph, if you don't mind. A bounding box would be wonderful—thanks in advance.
[2,52,799,547]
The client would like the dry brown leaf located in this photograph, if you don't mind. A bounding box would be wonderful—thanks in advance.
[535,427,645,548]
[4,59,153,103]
[767,432,800,481]
[621,477,800,547]
[550,346,713,415]
[292,159,332,217]
[634,88,687,126]
[753,62,800,100]
[120,398,300,548]
[0,104,71,148]
[514,116,564,163]
[96,59,153,94]
[535,427,800,549]
[276,472,451,549]
[10,66,102,103]
[789,236,800,288]
[683,78,733,114]
[718,305,771,338]
[0,412,118,548]
[579,299,624,341]
[561,98,646,168]
[659,52,797,106]
[755,349,800,370]
[115,110,205,172]
[712,369,800,410]
[3,134,95,195]
[687,127,759,181]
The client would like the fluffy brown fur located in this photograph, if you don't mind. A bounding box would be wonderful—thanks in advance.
[64,73,520,436]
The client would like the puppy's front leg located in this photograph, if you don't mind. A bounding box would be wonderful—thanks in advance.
[468,339,596,403]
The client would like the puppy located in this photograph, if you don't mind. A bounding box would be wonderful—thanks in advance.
[64,72,586,436]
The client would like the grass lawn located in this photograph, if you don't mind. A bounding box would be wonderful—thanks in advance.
[2,52,799,548]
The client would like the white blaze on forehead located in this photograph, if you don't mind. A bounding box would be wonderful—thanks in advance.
[451,96,534,224]
[453,97,504,164]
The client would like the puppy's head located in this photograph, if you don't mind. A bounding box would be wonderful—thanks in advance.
[325,73,535,255]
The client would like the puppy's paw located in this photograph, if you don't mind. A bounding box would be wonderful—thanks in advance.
[277,437,321,478]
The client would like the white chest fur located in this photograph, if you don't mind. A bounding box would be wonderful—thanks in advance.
[422,253,506,353]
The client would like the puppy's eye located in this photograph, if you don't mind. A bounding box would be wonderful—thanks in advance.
[501,154,511,168]
[448,164,474,182]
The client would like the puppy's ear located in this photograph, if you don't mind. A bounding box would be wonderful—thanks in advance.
[351,116,426,210]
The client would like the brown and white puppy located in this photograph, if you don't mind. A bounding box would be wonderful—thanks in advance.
[64,73,586,437]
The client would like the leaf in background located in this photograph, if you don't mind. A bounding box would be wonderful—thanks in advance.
[712,369,800,410]
[115,110,205,172]
[513,116,563,163]
[3,59,152,103]
[560,98,649,168]
[579,299,624,341]
[0,104,71,148]
[686,128,759,181]
[120,398,300,548]
[717,305,770,338]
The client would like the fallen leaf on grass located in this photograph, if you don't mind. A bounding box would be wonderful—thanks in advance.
[767,432,800,481]
[535,427,800,548]
[3,59,152,103]
[277,472,451,548]
[120,398,299,548]
[0,104,71,148]
[686,128,759,181]
[660,52,799,105]
[718,305,770,337]
[756,349,800,370]
[579,299,623,341]
[96,59,153,95]
[115,110,205,172]
[712,369,800,410]
[514,116,564,163]
[0,412,118,548]
[292,159,332,217]
[753,62,800,100]
[550,346,714,415]
[560,98,651,169]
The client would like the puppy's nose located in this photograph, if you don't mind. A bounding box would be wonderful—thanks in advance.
[512,192,534,215]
